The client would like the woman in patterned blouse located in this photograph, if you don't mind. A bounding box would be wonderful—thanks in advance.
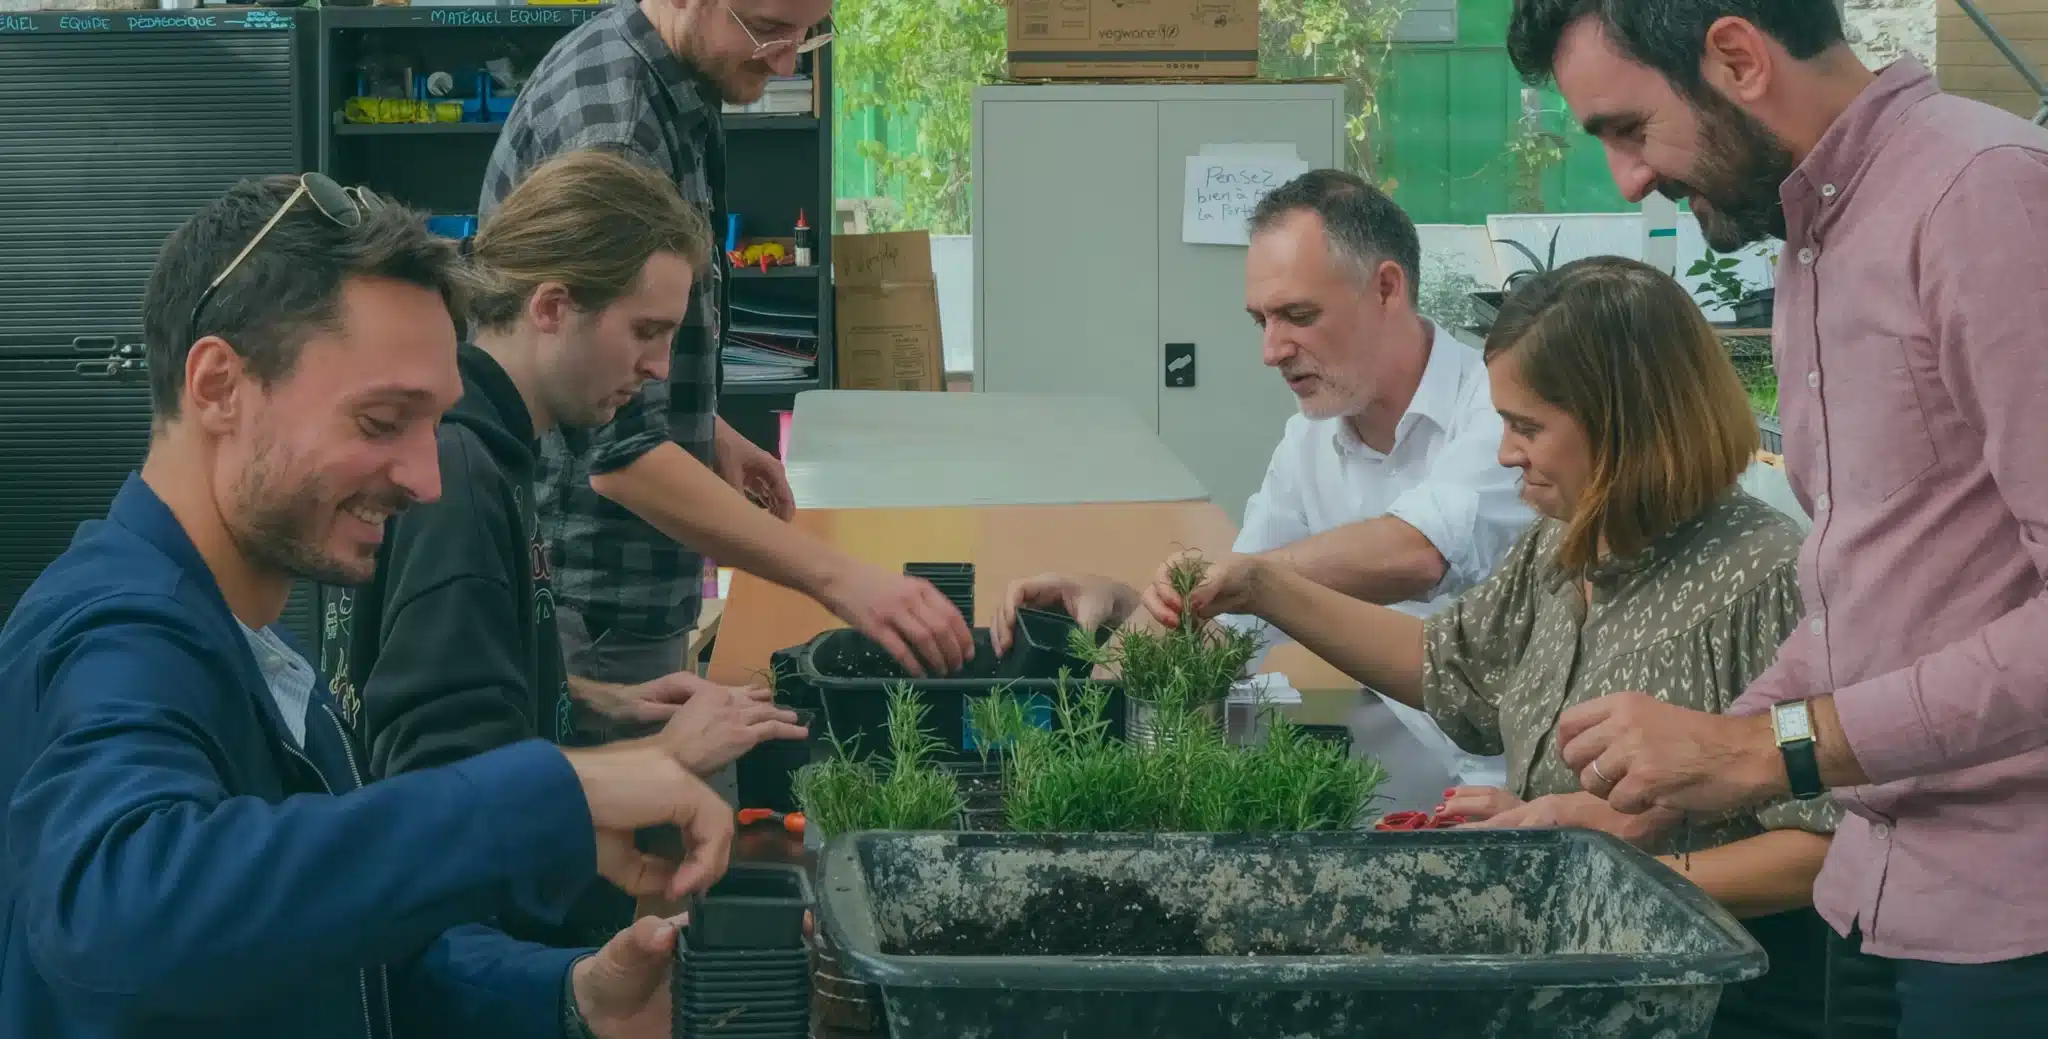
[1148,256,1838,1039]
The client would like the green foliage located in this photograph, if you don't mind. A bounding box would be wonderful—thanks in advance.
[833,0,1007,234]
[1069,554,1263,716]
[1687,251,1751,312]
[1262,0,1413,177]
[1418,257,1486,332]
[971,677,1385,834]
[833,0,1409,232]
[793,683,964,836]
[1494,226,1561,291]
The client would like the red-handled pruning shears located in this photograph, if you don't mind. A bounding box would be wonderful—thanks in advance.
[1373,810,1466,832]
[738,808,806,834]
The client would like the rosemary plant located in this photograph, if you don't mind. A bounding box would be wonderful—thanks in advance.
[794,682,964,837]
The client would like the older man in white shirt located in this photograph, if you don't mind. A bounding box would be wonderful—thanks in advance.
[996,170,1533,811]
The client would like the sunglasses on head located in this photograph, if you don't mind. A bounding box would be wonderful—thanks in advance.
[186,172,385,349]
[727,4,833,60]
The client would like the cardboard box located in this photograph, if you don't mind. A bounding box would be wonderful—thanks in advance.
[833,232,944,392]
[1006,0,1259,80]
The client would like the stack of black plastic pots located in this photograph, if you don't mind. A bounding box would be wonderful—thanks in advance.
[903,561,974,623]
[674,864,813,1039]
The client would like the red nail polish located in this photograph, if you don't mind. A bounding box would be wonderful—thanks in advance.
[1434,803,1447,814]
[1443,789,1456,798]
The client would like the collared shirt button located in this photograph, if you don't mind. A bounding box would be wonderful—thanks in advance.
[1798,247,1816,265]
[1817,493,1831,512]
[1811,618,1826,636]
[1872,823,1891,840]
[1822,183,1838,198]
[1807,371,1820,389]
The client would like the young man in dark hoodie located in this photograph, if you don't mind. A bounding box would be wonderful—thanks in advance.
[326,149,807,948]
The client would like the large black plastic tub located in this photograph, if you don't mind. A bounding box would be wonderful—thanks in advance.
[816,830,1764,1039]
[769,625,1123,762]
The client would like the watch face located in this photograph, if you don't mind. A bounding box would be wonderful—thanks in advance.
[1774,701,1813,743]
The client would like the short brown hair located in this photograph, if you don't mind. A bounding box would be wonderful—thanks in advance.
[1484,255,1757,574]
[145,176,463,424]
[467,149,715,331]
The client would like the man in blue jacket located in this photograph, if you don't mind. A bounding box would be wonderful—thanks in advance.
[0,173,736,1039]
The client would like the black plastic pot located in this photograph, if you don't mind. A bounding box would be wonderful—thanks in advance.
[1733,288,1774,328]
[675,864,814,1037]
[902,562,973,623]
[1756,413,1782,454]
[770,627,1126,763]
[688,863,814,952]
[816,830,1764,1039]
[735,708,819,815]
[674,946,811,1038]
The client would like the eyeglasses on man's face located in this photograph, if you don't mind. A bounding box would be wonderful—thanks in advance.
[727,3,833,60]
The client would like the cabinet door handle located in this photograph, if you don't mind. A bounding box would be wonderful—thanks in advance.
[1165,343,1196,388]
[71,335,118,353]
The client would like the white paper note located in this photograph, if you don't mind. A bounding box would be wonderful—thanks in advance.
[1182,146,1310,247]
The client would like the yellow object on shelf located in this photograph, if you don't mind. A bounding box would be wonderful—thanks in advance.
[343,97,462,126]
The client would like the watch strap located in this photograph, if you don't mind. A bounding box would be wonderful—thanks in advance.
[1781,738,1824,801]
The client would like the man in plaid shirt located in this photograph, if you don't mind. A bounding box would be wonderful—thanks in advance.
[481,0,972,755]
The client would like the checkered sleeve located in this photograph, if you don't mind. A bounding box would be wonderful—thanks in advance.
[585,376,672,475]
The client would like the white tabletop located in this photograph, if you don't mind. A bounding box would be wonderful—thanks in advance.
[783,390,1210,509]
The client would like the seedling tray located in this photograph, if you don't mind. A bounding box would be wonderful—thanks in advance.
[771,626,1125,763]
[816,830,1764,1039]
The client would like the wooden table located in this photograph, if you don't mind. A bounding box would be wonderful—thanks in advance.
[705,500,1350,692]
[782,390,1210,510]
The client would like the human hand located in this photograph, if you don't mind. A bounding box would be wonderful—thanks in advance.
[820,560,974,677]
[1462,792,1677,847]
[988,572,1137,657]
[572,913,685,1039]
[572,672,770,725]
[565,745,735,901]
[1438,786,1524,822]
[1140,551,1268,630]
[715,419,794,521]
[1557,692,1782,815]
[664,681,809,776]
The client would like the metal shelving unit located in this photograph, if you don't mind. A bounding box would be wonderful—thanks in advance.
[312,3,836,450]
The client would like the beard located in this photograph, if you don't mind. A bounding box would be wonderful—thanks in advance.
[228,442,409,587]
[1656,89,1796,253]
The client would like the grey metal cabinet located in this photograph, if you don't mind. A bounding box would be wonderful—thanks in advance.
[973,83,1345,522]
[0,11,322,646]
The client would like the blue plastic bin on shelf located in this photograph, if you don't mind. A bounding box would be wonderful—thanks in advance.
[816,829,1766,1039]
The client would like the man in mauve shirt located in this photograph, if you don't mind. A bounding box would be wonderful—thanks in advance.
[1506,1,2048,1032]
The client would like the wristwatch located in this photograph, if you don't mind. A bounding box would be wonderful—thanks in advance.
[562,956,598,1039]
[1772,699,1825,801]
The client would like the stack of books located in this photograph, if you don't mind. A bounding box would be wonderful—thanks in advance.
[725,299,817,386]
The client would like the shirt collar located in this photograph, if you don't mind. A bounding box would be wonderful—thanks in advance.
[1330,320,1462,456]
[618,0,717,131]
[1783,56,1938,226]
[1541,487,1742,590]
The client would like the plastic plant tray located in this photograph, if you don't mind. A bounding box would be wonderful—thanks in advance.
[815,829,1765,1039]
[769,626,1125,763]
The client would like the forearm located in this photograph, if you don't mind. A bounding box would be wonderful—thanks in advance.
[20,740,593,1014]
[591,443,842,598]
[1260,516,1447,606]
[1251,564,1427,706]
[1655,829,1830,920]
